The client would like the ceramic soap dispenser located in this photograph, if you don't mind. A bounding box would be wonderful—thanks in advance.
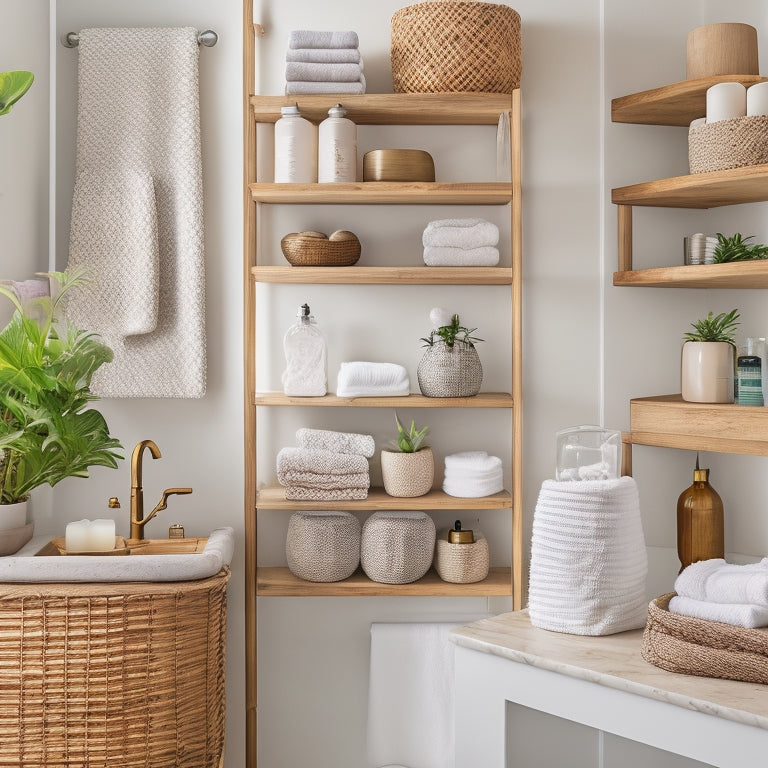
[282,303,327,396]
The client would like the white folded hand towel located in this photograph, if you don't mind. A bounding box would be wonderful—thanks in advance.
[285,61,364,83]
[675,557,768,606]
[285,75,366,95]
[286,48,361,64]
[443,452,503,497]
[423,245,500,267]
[669,594,768,629]
[296,428,375,458]
[289,30,359,49]
[336,361,410,398]
[422,218,499,249]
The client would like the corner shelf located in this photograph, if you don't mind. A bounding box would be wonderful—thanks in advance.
[613,261,768,288]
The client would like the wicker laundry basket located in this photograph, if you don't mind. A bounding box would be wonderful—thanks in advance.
[391,2,522,93]
[0,568,229,768]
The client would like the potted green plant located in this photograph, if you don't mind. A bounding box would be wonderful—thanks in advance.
[713,233,768,263]
[380,414,434,497]
[681,309,739,403]
[0,70,34,116]
[417,309,484,397]
[0,269,123,535]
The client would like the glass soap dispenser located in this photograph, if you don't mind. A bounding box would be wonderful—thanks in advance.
[282,303,327,396]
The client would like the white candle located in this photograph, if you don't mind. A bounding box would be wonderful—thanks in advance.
[747,82,768,116]
[65,519,91,552]
[89,519,116,551]
[706,82,747,123]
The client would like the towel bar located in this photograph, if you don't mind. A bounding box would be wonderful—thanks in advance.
[62,29,218,48]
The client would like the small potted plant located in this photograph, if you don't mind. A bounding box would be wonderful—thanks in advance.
[713,233,768,262]
[380,414,434,497]
[681,309,739,403]
[417,308,484,398]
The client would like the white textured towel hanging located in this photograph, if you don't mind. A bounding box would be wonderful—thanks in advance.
[66,27,206,398]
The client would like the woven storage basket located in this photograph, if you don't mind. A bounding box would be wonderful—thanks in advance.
[286,510,361,582]
[417,341,483,397]
[391,2,522,93]
[0,568,229,768]
[688,115,768,174]
[280,231,361,266]
[642,592,768,684]
[434,529,489,583]
[361,511,436,584]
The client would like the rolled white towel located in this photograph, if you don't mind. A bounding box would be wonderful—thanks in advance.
[443,476,503,498]
[669,594,768,629]
[423,245,500,267]
[445,451,501,472]
[276,446,369,479]
[296,428,375,458]
[675,557,768,606]
[286,76,366,95]
[336,361,410,398]
[286,62,364,83]
[443,453,503,497]
[286,48,362,64]
[422,218,499,249]
[288,30,359,49]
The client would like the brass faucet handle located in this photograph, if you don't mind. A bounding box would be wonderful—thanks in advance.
[163,487,193,497]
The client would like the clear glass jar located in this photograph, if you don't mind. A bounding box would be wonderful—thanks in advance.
[555,425,621,481]
[282,303,327,396]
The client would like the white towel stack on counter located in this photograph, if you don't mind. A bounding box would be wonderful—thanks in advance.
[671,557,768,628]
[423,218,500,266]
[285,30,365,95]
[442,451,503,497]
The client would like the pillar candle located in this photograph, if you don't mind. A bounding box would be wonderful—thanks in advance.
[706,82,747,123]
[747,82,768,116]
[65,519,91,552]
[89,519,116,551]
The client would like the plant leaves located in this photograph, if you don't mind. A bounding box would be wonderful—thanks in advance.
[0,71,33,116]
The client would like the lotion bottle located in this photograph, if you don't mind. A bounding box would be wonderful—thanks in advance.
[274,105,317,183]
[282,303,327,396]
[318,104,357,183]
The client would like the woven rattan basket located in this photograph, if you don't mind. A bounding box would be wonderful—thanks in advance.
[434,529,490,583]
[688,115,768,174]
[417,341,483,397]
[642,592,768,684]
[280,230,361,267]
[391,2,522,93]
[0,568,229,768]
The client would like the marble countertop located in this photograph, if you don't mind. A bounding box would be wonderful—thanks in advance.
[451,609,768,731]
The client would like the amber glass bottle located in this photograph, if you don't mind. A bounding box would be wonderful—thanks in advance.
[677,458,724,571]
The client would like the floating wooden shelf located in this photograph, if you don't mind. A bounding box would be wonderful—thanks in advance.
[253,392,514,408]
[253,266,514,285]
[256,486,512,510]
[613,261,768,288]
[256,566,513,596]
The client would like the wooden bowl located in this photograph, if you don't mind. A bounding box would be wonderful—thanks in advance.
[363,149,435,182]
[280,230,361,266]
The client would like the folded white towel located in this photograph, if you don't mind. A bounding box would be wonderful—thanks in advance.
[442,478,503,498]
[443,453,503,497]
[336,361,410,398]
[675,558,768,606]
[285,77,366,95]
[444,451,499,471]
[669,594,768,629]
[288,30,359,49]
[280,469,370,490]
[286,48,361,64]
[276,446,369,479]
[285,486,368,501]
[422,219,500,249]
[285,62,364,83]
[296,428,375,458]
[423,245,500,267]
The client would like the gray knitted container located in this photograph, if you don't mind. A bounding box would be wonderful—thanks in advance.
[361,511,436,584]
[417,341,483,397]
[286,510,361,582]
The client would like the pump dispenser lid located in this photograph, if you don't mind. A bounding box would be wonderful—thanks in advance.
[448,520,474,544]
[328,103,347,118]
[281,104,301,117]
[297,303,310,317]
[693,453,709,483]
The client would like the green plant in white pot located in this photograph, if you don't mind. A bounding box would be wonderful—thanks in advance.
[380,415,434,498]
[681,309,739,403]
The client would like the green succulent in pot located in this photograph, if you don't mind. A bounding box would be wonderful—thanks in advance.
[0,269,123,505]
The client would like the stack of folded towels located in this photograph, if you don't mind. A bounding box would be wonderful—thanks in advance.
[277,428,374,501]
[422,218,500,267]
[285,30,365,95]
[671,557,768,628]
[442,451,503,498]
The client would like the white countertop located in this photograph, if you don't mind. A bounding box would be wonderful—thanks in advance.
[451,609,768,732]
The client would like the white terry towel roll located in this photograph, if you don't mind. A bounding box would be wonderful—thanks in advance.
[288,30,359,49]
[285,61,364,83]
[296,428,375,458]
[669,594,768,629]
[422,218,499,249]
[337,361,410,397]
[286,48,361,64]
[286,76,366,95]
[675,557,768,606]
[423,245,500,267]
[443,451,504,497]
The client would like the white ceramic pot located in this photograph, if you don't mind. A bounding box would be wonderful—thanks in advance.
[0,499,27,531]
[681,341,734,403]
[380,447,434,497]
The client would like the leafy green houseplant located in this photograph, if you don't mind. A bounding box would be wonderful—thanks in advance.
[0,71,34,116]
[681,309,739,404]
[0,270,123,505]
[394,414,428,452]
[381,414,434,498]
[713,233,768,263]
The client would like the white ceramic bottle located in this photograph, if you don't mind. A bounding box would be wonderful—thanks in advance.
[318,104,357,183]
[274,105,317,183]
[282,303,327,396]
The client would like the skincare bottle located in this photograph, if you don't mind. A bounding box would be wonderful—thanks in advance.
[736,338,763,406]
[282,303,327,396]
[318,104,357,183]
[274,105,317,183]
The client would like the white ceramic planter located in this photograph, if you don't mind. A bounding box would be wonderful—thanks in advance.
[380,447,434,497]
[0,499,27,532]
[681,341,734,403]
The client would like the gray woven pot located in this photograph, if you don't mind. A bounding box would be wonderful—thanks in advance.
[417,341,483,397]
[286,510,361,582]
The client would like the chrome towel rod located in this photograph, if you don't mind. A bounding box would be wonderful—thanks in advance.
[62,29,218,48]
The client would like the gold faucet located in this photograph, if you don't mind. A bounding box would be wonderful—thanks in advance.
[130,439,192,540]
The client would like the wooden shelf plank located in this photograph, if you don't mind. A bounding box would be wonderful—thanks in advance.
[629,395,768,455]
[256,566,513,596]
[253,392,514,408]
[613,261,768,288]
[251,92,514,125]
[253,265,514,285]
[612,164,768,209]
[611,75,768,126]
[256,486,513,510]
[250,181,512,205]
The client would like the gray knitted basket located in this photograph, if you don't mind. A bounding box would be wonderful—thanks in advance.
[286,510,361,582]
[417,341,483,398]
[688,115,768,174]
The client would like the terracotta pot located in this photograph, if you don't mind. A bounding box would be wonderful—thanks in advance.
[681,341,734,403]
[380,447,434,497]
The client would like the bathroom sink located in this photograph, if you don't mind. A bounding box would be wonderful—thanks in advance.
[34,536,208,556]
